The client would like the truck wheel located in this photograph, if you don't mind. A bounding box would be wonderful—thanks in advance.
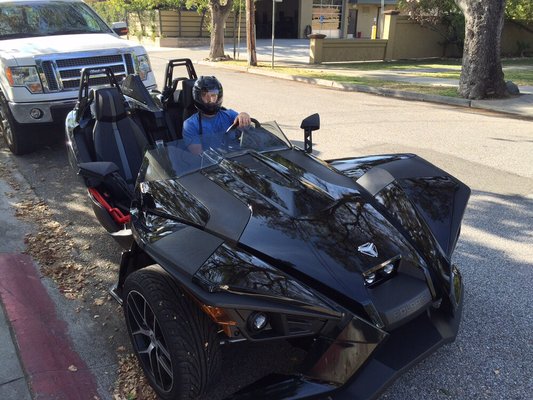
[0,94,33,155]
[123,266,221,400]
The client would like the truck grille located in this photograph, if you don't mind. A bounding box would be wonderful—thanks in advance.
[39,54,135,92]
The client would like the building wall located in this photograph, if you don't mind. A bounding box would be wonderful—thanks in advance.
[310,38,387,63]
[501,21,533,56]
[391,17,459,59]
[356,5,376,39]
[311,13,533,63]
[390,17,533,59]
[300,0,313,38]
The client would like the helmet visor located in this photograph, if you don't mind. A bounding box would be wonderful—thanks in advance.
[201,89,221,104]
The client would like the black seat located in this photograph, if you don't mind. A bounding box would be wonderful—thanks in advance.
[92,87,148,185]
[163,78,196,140]
[180,78,197,123]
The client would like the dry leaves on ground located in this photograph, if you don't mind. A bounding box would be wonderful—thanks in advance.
[114,354,157,400]
[3,154,157,399]
[15,199,90,299]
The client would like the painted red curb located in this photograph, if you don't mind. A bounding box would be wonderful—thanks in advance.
[0,254,99,400]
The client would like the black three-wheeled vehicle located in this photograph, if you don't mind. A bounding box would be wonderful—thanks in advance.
[66,59,470,400]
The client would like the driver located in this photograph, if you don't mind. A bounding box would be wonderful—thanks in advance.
[183,76,251,154]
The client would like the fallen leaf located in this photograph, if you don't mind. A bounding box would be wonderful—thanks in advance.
[94,298,105,306]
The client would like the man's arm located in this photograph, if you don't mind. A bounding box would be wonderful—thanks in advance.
[183,114,203,154]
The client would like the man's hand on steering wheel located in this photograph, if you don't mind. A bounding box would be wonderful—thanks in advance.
[234,112,251,128]
[226,112,251,134]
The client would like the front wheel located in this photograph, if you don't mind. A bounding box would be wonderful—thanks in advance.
[0,93,34,155]
[123,266,221,400]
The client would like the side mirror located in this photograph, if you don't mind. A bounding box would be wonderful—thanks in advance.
[112,21,129,36]
[300,113,320,154]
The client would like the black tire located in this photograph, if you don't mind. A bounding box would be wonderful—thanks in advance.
[0,93,34,155]
[123,266,221,400]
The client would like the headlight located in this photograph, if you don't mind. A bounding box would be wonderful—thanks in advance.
[6,66,43,93]
[194,244,337,312]
[363,255,400,287]
[135,54,152,81]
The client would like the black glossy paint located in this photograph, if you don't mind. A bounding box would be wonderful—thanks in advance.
[66,59,471,400]
[126,140,469,398]
[197,150,430,309]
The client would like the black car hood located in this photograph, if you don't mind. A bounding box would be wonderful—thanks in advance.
[201,150,424,304]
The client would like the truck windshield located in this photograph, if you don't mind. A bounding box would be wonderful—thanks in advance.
[0,1,112,40]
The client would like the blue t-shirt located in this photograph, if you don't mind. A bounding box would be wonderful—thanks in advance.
[183,109,239,150]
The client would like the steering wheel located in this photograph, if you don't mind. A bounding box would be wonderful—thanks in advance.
[225,118,262,150]
[225,117,260,134]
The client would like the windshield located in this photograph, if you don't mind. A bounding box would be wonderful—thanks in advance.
[141,121,292,183]
[0,1,112,40]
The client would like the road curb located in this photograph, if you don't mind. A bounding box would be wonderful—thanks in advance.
[0,254,100,400]
[196,60,474,108]
[196,60,533,119]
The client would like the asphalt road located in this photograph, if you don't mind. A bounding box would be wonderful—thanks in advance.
[2,49,532,399]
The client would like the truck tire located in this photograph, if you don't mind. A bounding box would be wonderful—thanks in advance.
[0,93,34,155]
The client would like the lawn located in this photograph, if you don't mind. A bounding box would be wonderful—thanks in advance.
[222,57,532,96]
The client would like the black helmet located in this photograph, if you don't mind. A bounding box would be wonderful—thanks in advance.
[192,76,223,115]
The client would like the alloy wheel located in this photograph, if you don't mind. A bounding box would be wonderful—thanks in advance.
[126,290,173,393]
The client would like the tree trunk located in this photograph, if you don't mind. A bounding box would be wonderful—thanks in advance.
[209,1,233,60]
[246,0,257,66]
[199,9,206,37]
[455,0,508,99]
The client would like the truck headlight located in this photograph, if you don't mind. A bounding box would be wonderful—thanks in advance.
[135,54,152,81]
[6,66,43,93]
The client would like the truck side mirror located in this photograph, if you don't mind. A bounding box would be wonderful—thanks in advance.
[112,22,129,36]
[300,113,320,154]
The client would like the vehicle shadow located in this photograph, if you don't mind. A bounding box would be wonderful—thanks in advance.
[384,189,532,400]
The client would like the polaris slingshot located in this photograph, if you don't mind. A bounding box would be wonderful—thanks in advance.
[65,59,470,400]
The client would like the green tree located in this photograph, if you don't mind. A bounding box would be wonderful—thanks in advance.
[506,0,533,56]
[505,0,533,20]
[86,0,128,24]
[125,0,158,37]
[398,0,464,56]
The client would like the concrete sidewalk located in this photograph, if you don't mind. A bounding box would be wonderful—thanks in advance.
[0,157,102,400]
[0,299,31,400]
[0,177,32,400]
[145,38,533,120]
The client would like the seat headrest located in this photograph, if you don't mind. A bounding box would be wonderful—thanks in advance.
[94,87,127,122]
[181,79,195,109]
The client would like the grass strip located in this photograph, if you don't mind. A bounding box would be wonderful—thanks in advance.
[220,57,532,93]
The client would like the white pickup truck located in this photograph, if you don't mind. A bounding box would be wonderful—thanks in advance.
[0,0,157,154]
